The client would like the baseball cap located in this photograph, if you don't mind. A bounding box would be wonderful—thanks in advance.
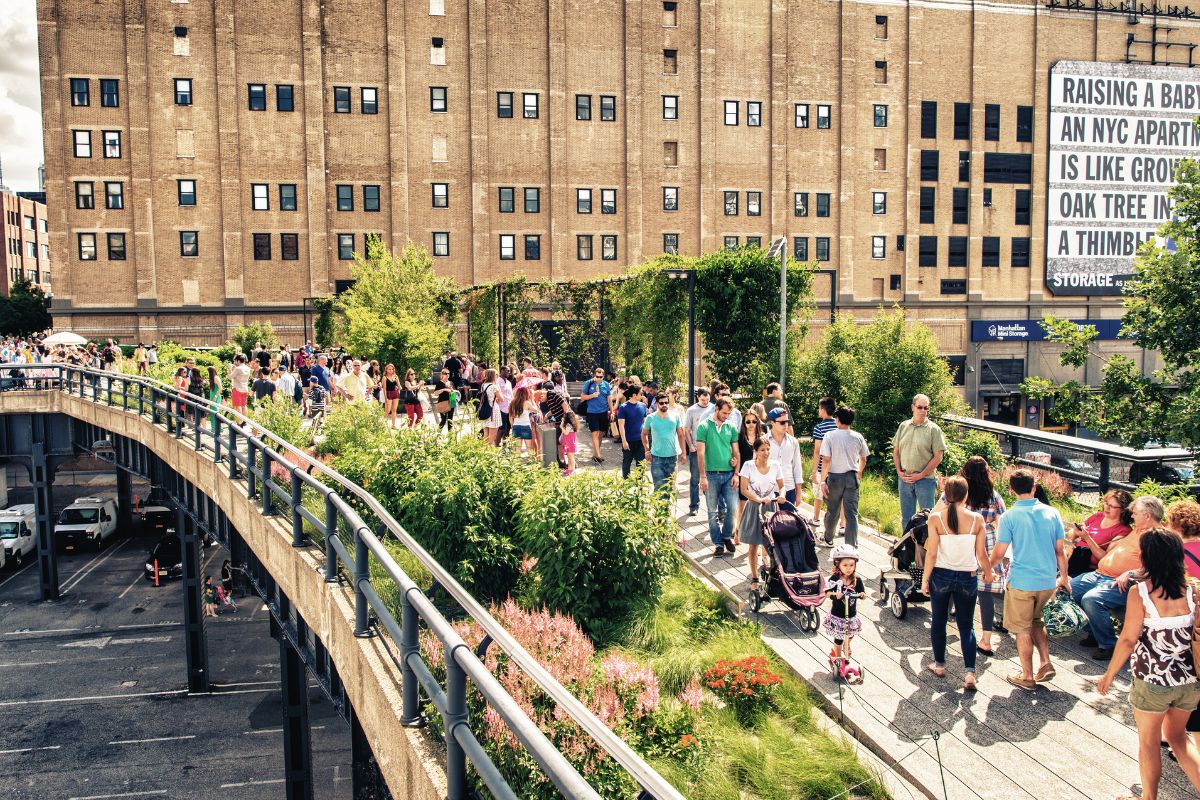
[767,407,789,422]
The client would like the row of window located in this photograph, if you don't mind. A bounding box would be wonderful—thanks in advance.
[918,186,1032,225]
[920,101,1034,143]
[71,130,121,159]
[77,232,130,261]
[3,213,43,232]
[69,78,120,108]
[6,239,47,261]
[916,235,1031,267]
[422,233,623,261]
[919,150,1033,185]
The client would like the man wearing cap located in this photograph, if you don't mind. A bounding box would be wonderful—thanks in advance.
[765,407,804,505]
[305,376,329,421]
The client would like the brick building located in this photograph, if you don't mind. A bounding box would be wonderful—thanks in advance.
[38,0,1190,422]
[0,191,51,297]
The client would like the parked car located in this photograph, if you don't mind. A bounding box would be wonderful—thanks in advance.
[1129,460,1198,491]
[55,496,119,552]
[1050,454,1101,487]
[0,504,36,569]
[140,504,173,538]
[143,532,182,582]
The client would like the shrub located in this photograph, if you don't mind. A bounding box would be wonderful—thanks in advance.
[997,463,1074,503]
[230,322,278,355]
[1133,478,1193,505]
[251,393,310,451]
[316,401,393,458]
[703,656,783,723]
[941,428,1008,476]
[208,343,238,363]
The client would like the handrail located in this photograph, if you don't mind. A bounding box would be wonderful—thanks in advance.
[0,363,683,800]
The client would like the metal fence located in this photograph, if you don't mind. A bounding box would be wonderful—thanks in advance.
[0,363,684,800]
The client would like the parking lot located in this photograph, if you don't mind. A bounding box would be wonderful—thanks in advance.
[0,473,352,799]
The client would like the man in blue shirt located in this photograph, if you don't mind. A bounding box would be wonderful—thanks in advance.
[579,366,611,464]
[643,392,686,498]
[988,469,1070,691]
[616,384,649,478]
[309,354,330,392]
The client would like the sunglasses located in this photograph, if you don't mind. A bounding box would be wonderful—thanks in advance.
[914,405,929,410]
[774,419,789,425]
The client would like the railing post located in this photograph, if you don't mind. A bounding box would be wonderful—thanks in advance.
[354,527,370,637]
[400,591,422,726]
[246,440,258,499]
[213,415,222,463]
[137,381,145,416]
[262,449,274,516]
[290,471,306,546]
[174,395,185,438]
[324,494,338,582]
[193,403,202,451]
[1098,454,1111,493]
[106,374,113,406]
[444,650,468,800]
[228,424,238,479]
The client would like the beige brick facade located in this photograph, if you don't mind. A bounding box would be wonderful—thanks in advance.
[0,191,51,297]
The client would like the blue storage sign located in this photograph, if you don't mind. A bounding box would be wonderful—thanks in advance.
[970,319,1125,342]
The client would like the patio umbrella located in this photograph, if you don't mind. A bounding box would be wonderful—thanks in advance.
[42,331,88,346]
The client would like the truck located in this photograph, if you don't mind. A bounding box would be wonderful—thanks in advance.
[0,504,36,569]
[55,496,119,552]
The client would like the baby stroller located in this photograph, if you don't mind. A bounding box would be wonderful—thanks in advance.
[879,508,932,619]
[748,502,826,631]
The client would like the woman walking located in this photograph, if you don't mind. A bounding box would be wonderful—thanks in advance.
[509,385,541,458]
[381,364,401,428]
[402,368,424,427]
[206,365,223,434]
[431,368,456,431]
[733,410,765,539]
[959,456,1008,654]
[739,438,783,592]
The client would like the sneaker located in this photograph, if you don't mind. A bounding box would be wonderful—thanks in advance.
[713,547,725,558]
[823,528,834,545]
[725,541,736,554]
[1091,647,1114,661]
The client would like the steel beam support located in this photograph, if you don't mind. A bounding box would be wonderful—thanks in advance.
[351,706,391,799]
[177,501,210,693]
[279,604,315,800]
[116,467,134,536]
[31,441,58,601]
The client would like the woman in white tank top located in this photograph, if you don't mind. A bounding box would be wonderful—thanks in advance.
[922,476,990,691]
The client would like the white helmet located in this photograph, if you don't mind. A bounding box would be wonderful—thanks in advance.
[830,544,860,563]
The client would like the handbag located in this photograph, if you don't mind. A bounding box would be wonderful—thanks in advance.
[436,399,451,414]
[1042,588,1089,638]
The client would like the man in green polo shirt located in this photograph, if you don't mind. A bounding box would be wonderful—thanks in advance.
[696,398,741,557]
[892,393,946,530]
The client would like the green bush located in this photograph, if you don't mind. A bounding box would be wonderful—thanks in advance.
[208,343,238,363]
[316,401,393,458]
[1133,478,1193,505]
[251,393,310,451]
[941,429,1008,476]
[230,322,278,355]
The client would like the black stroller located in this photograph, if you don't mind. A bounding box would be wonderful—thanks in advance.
[748,502,826,631]
[879,508,932,619]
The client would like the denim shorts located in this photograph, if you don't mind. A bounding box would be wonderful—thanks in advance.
[512,424,533,440]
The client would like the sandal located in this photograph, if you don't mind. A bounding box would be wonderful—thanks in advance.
[927,664,946,677]
[963,674,978,692]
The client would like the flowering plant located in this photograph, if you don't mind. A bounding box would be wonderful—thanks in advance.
[702,656,783,721]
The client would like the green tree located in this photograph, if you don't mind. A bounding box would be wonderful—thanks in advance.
[0,278,52,337]
[605,255,692,383]
[311,297,338,349]
[230,321,278,355]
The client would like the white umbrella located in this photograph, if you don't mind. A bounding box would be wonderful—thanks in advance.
[42,331,88,346]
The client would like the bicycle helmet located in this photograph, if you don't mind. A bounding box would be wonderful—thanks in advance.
[830,543,861,563]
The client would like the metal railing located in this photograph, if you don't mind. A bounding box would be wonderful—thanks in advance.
[0,363,685,800]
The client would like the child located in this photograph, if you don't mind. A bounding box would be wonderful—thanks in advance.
[824,544,866,664]
[202,575,219,619]
[560,410,578,475]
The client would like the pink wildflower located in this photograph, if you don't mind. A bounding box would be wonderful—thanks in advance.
[678,677,703,711]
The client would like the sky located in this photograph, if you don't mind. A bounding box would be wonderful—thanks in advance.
[0,0,43,192]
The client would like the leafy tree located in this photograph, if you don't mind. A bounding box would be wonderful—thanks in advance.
[0,278,52,338]
[311,297,338,349]
[230,321,278,355]
[605,255,692,384]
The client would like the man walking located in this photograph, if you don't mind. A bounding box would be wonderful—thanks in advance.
[765,408,804,505]
[617,384,648,478]
[810,397,837,527]
[818,406,869,546]
[682,389,711,515]
[579,367,612,464]
[762,382,790,419]
[696,398,741,557]
[892,394,945,529]
[643,391,686,499]
[987,469,1071,691]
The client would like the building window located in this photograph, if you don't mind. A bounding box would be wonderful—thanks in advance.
[984,104,1000,141]
[105,181,124,210]
[497,92,513,118]
[921,101,937,139]
[107,233,126,261]
[1012,236,1030,267]
[336,185,354,211]
[601,235,617,261]
[817,105,831,129]
[248,83,266,111]
[723,100,738,126]
[747,101,761,126]
[70,78,89,107]
[174,78,192,105]
[793,237,808,260]
[815,237,830,261]
[875,149,887,171]
[600,95,616,121]
[499,234,515,260]
[601,189,616,214]
[276,84,294,112]
[663,186,678,211]
[334,86,351,113]
[100,79,119,108]
[430,86,447,112]
[663,233,679,254]
[577,234,593,260]
[953,102,971,139]
[180,231,199,257]
[337,233,355,259]
[73,130,91,158]
[746,236,762,248]
[432,232,449,257]
[794,192,808,217]
[499,187,514,213]
[876,14,889,38]
[890,274,901,291]
[78,233,97,260]
[577,188,592,213]
[983,152,1033,184]
[101,130,120,159]
[871,236,885,259]
[958,150,970,182]
[432,183,448,208]
[983,188,993,207]
[576,94,592,120]
[940,279,967,295]
[431,37,446,65]
[1016,105,1033,143]
[523,93,539,119]
[663,95,678,120]
[982,236,1000,266]
[747,191,761,216]
[875,61,888,84]
[723,236,738,251]
[281,233,299,260]
[253,233,272,260]
[663,49,678,74]
[919,187,935,224]
[897,235,905,251]
[795,103,809,128]
[364,185,381,212]
[280,184,297,211]
[873,104,887,127]
[524,187,540,213]
[663,0,678,26]
[1015,189,1031,225]
[872,191,886,215]
[948,235,968,266]
[74,181,94,210]
[524,234,540,260]
[724,190,738,216]
[918,235,937,266]
[24,216,33,232]
[952,187,969,224]
[816,193,830,217]
[361,87,378,114]
[251,183,269,210]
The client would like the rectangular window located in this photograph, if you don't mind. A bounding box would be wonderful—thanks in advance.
[600,95,616,121]
[180,230,199,257]
[431,38,446,65]
[1016,105,1034,143]
[78,233,96,260]
[875,61,887,85]
[1012,236,1031,267]
[873,104,887,128]
[984,188,993,207]
[663,49,678,74]
[281,233,299,261]
[921,101,937,139]
[920,149,938,181]
[276,84,294,112]
[100,79,119,108]
[601,188,616,214]
[663,186,678,211]
[523,93,539,119]
[577,234,593,260]
[336,185,354,211]
[890,274,902,291]
[497,92,513,118]
[816,193,830,217]
[432,183,448,208]
[724,190,738,216]
[985,104,1000,141]
[952,187,969,225]
[524,234,541,260]
[663,95,678,120]
[499,234,515,260]
[70,78,89,107]
[334,86,351,113]
[983,152,1033,184]
[876,14,888,38]
[104,181,124,210]
[746,191,761,216]
[723,100,738,126]
[429,86,448,113]
[174,78,192,105]
[75,181,94,210]
[107,233,125,261]
[663,0,677,26]
[24,216,33,232]
[337,233,355,259]
[948,235,968,266]
[251,183,269,210]
[817,105,831,129]
[663,233,679,255]
[364,185,381,212]
[1015,189,1031,225]
[248,83,266,111]
[577,188,592,213]
[724,236,739,251]
[747,101,761,126]
[953,102,971,140]
[871,236,885,259]
[576,94,592,120]
[103,130,121,158]
[361,87,378,114]
[664,140,678,166]
[795,103,808,128]
[919,187,935,224]
[746,236,762,248]
[499,187,515,213]
[524,187,540,213]
[432,232,449,257]
[794,192,808,217]
[602,235,617,260]
[941,279,967,295]
[793,236,808,261]
[982,236,1000,266]
[816,237,830,261]
[72,128,90,158]
[958,150,970,183]
[253,233,272,261]
[918,235,937,267]
[872,191,886,215]
[279,184,297,211]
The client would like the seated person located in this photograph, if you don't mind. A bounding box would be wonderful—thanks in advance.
[1067,489,1134,573]
[1166,499,1200,580]
[1070,495,1164,659]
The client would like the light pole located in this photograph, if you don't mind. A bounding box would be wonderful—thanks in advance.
[767,237,788,391]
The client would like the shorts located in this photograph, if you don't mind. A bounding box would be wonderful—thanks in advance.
[512,424,533,440]
[1003,587,1056,634]
[586,411,609,431]
[231,388,248,407]
[1130,678,1200,713]
[385,390,400,401]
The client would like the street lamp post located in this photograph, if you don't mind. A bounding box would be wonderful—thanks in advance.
[767,237,788,392]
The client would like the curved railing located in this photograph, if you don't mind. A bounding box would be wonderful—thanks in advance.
[0,363,685,800]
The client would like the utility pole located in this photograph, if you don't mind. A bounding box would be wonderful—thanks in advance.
[767,237,788,391]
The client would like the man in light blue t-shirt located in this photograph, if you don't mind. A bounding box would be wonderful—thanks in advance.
[988,469,1070,691]
[643,392,686,499]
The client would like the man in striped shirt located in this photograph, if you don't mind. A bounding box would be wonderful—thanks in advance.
[810,397,838,527]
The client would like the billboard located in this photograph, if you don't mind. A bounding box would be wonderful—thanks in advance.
[970,319,1125,342]
[1046,61,1200,296]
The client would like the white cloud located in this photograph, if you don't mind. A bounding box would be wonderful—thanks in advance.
[0,0,43,192]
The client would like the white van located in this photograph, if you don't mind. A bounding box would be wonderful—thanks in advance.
[0,504,35,569]
[55,496,119,552]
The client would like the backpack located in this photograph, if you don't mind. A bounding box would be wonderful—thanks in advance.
[576,380,595,416]
[477,383,494,420]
